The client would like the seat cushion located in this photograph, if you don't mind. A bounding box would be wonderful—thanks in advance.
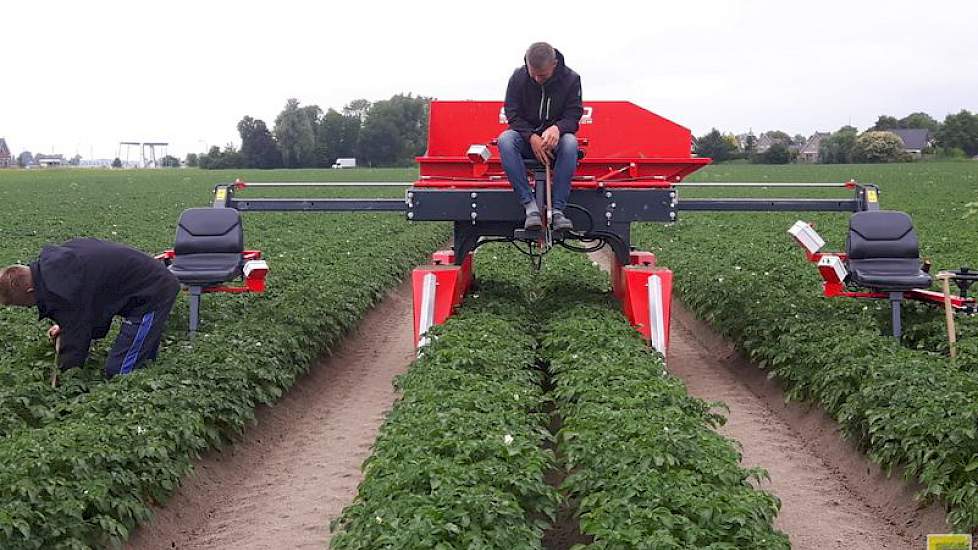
[846,211,919,260]
[174,208,244,255]
[169,253,243,285]
[848,258,932,290]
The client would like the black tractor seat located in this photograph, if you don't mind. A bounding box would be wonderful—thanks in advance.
[845,210,932,290]
[845,210,932,338]
[168,207,246,336]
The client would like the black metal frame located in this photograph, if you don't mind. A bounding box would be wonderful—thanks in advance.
[212,181,878,265]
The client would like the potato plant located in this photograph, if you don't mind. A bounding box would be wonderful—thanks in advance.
[0,169,445,548]
[332,248,787,547]
[636,161,978,528]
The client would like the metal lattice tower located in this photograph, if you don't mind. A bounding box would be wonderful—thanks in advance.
[117,141,169,168]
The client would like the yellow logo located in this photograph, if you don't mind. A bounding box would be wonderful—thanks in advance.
[928,534,972,550]
[866,189,878,203]
[215,188,227,201]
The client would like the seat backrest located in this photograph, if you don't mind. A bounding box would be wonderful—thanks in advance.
[846,210,919,260]
[174,208,244,255]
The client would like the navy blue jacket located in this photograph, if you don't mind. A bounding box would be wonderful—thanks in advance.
[504,49,583,142]
[30,238,180,370]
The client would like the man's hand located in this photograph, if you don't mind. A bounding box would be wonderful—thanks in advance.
[47,325,61,343]
[540,125,560,150]
[529,134,553,164]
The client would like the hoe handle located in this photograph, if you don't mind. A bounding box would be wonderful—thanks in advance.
[939,272,958,360]
[545,162,553,223]
[51,336,61,388]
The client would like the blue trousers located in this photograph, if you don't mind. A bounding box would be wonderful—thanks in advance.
[103,290,177,378]
[497,130,577,210]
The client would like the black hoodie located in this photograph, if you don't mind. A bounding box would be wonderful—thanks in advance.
[504,49,583,142]
[30,238,180,370]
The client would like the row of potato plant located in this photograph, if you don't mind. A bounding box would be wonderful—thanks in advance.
[0,170,446,548]
[333,248,788,547]
[634,210,978,528]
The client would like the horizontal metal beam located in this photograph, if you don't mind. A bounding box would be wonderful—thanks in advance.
[407,188,676,223]
[236,181,412,187]
[229,198,407,212]
[679,198,861,212]
[676,182,854,188]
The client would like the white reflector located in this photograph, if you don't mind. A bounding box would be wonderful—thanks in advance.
[466,144,491,163]
[417,273,437,349]
[647,274,666,355]
[818,255,848,283]
[244,259,269,276]
[788,221,825,254]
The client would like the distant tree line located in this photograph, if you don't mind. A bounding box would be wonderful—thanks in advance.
[191,94,431,169]
[694,109,978,164]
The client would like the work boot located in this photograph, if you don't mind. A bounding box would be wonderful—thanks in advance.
[524,210,543,230]
[552,210,574,231]
[523,202,542,230]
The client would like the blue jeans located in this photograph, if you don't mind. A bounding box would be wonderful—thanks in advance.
[497,130,577,210]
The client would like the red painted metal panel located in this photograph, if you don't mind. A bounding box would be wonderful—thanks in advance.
[431,250,474,306]
[621,267,673,349]
[412,264,466,347]
[417,101,710,187]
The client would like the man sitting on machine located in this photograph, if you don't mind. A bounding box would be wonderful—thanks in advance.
[0,238,180,381]
[498,41,583,231]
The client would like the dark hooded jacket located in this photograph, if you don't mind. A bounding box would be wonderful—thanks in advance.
[30,238,180,370]
[504,49,583,142]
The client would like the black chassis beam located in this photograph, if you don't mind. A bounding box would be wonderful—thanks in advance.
[211,182,876,265]
[408,187,675,265]
[406,187,677,223]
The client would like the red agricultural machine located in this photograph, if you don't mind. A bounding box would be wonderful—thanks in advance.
[164,100,974,346]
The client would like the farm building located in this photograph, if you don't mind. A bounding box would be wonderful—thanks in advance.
[35,153,66,167]
[887,128,931,158]
[797,132,830,163]
[0,138,12,168]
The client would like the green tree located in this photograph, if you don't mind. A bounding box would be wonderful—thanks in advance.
[238,116,282,169]
[818,125,858,164]
[357,117,401,166]
[68,154,82,166]
[358,94,430,165]
[935,110,978,157]
[160,155,180,168]
[693,128,734,162]
[898,112,940,132]
[743,132,757,157]
[185,153,199,167]
[315,109,361,166]
[274,98,319,168]
[111,157,122,168]
[198,144,244,169]
[850,131,908,163]
[764,130,792,145]
[871,115,899,131]
[757,141,792,164]
[344,99,371,120]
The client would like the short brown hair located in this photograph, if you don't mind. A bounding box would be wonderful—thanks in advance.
[526,42,556,70]
[0,265,32,305]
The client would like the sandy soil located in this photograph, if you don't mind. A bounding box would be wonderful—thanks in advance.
[590,248,948,549]
[126,280,416,550]
[128,251,952,550]
[669,301,949,549]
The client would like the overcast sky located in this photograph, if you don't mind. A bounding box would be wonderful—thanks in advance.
[4,0,977,159]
